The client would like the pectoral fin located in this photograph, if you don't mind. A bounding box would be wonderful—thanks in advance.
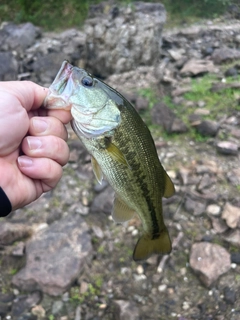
[112,196,135,223]
[91,156,103,184]
[106,142,128,167]
[163,171,175,198]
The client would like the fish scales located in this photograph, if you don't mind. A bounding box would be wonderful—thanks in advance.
[44,61,175,261]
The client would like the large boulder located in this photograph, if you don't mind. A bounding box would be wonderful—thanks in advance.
[84,2,166,77]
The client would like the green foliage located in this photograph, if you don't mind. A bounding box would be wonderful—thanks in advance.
[0,0,236,30]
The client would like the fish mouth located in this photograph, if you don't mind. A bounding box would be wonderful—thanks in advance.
[43,60,75,110]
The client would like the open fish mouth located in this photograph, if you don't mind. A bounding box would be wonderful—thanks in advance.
[43,61,75,110]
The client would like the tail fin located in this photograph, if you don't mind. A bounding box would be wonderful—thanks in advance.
[133,228,172,261]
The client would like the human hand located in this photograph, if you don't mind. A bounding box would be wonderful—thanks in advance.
[0,81,72,212]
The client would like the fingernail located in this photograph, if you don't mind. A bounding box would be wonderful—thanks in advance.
[27,137,42,150]
[32,118,48,133]
[18,156,33,167]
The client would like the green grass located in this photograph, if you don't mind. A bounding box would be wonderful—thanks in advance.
[138,72,240,142]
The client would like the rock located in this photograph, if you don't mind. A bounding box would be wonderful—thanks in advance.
[135,96,149,111]
[180,59,218,76]
[90,186,114,214]
[85,2,166,77]
[206,204,221,216]
[52,300,64,315]
[11,241,25,256]
[0,222,33,245]
[11,292,42,317]
[151,102,188,134]
[222,202,240,228]
[224,67,238,77]
[194,120,219,137]
[0,302,10,317]
[189,242,231,287]
[171,86,192,97]
[0,51,18,81]
[227,167,240,186]
[210,217,228,234]
[211,82,240,92]
[196,174,214,192]
[0,22,41,52]
[33,52,69,85]
[231,252,240,264]
[114,300,140,320]
[184,197,206,216]
[31,305,46,318]
[216,141,238,155]
[223,229,240,247]
[212,47,240,64]
[12,215,92,296]
[223,286,236,305]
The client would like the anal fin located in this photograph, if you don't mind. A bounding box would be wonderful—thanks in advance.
[112,196,135,223]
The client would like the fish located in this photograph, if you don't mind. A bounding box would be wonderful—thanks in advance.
[44,61,175,261]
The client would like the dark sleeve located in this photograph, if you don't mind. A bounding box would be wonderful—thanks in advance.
[0,187,12,217]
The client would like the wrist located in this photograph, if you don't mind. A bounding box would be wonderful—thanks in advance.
[0,186,12,216]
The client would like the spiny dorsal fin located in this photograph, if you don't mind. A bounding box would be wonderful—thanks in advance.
[112,196,135,223]
[91,156,103,184]
[163,171,175,198]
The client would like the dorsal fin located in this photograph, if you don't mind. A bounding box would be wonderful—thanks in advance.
[163,171,175,198]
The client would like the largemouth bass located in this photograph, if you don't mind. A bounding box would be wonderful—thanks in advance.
[44,61,175,261]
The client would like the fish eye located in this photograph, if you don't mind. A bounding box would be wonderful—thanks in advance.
[82,76,93,87]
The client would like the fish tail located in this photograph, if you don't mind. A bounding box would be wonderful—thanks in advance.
[133,228,172,261]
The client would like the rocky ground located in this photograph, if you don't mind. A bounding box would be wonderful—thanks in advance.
[1,2,240,320]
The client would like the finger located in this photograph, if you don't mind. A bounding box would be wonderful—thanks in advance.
[0,81,48,111]
[18,156,63,191]
[21,135,70,166]
[29,116,69,141]
[47,109,73,124]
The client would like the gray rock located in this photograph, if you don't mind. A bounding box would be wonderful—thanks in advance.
[0,52,18,81]
[90,186,114,214]
[135,96,149,111]
[223,229,240,247]
[224,67,238,77]
[222,202,240,229]
[12,215,92,296]
[184,197,206,216]
[231,252,240,264]
[151,102,188,134]
[180,59,218,76]
[33,52,69,85]
[114,300,139,320]
[189,242,231,287]
[210,217,228,234]
[11,292,41,317]
[84,2,166,77]
[51,300,64,315]
[223,286,236,305]
[0,222,33,245]
[212,47,240,64]
[0,22,41,52]
[216,141,238,155]
[194,120,219,137]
